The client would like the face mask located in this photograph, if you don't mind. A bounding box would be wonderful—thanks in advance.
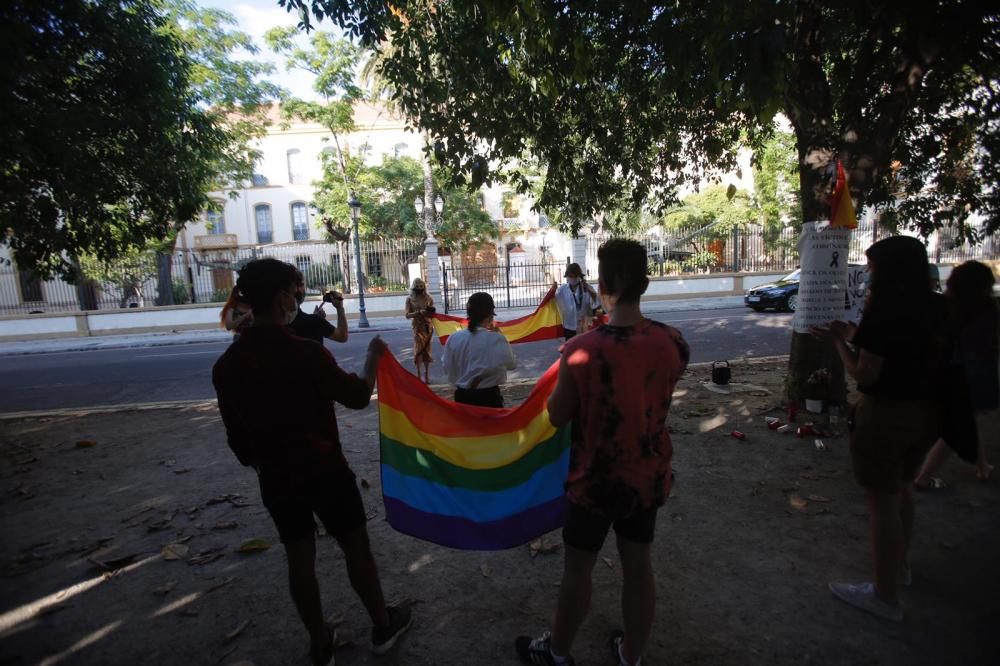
[295,290,305,305]
[567,277,580,286]
[284,293,298,325]
[415,287,425,293]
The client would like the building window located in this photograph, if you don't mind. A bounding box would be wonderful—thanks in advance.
[287,148,303,184]
[291,202,310,241]
[205,207,225,234]
[19,270,43,302]
[393,142,409,158]
[502,192,519,218]
[254,204,273,244]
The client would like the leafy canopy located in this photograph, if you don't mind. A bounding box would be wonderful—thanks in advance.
[312,153,495,247]
[279,1,1000,241]
[0,0,279,278]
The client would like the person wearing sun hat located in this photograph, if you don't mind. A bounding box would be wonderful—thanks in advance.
[554,263,599,340]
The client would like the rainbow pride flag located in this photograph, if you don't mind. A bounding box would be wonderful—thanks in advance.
[429,287,563,345]
[376,351,569,550]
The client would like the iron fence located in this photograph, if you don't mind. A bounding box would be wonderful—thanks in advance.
[2,225,998,316]
[587,222,1000,276]
[441,258,567,312]
[0,238,423,316]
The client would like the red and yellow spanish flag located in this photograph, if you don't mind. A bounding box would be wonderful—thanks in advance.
[830,160,857,229]
[429,286,563,345]
[376,351,569,550]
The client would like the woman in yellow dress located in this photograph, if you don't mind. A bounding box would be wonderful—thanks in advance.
[404,278,435,383]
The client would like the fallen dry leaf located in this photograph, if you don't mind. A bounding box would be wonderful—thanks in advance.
[89,552,142,571]
[237,538,271,554]
[205,576,236,593]
[224,620,250,643]
[37,602,70,616]
[807,494,832,503]
[153,581,176,596]
[75,440,97,449]
[162,544,189,561]
[14,456,38,465]
[212,521,238,530]
[172,468,192,475]
[333,629,354,649]
[601,556,615,569]
[188,546,226,565]
[360,478,371,489]
[480,563,492,577]
[788,494,809,511]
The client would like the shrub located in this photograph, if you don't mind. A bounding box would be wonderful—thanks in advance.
[172,279,191,304]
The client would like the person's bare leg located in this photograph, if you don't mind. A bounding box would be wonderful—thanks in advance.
[550,544,599,657]
[284,535,326,642]
[617,534,655,665]
[867,491,902,605]
[336,526,390,626]
[914,439,951,487]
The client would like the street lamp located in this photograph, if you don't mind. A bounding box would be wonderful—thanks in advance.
[348,190,369,328]
[414,194,444,238]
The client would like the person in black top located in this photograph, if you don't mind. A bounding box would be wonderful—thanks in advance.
[213,259,411,665]
[811,235,946,623]
[289,270,348,344]
[914,260,998,486]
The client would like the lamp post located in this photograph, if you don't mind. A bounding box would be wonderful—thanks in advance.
[348,190,369,328]
[414,193,444,302]
[414,194,444,238]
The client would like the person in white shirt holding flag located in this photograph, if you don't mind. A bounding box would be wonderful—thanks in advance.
[443,292,518,408]
[554,263,599,340]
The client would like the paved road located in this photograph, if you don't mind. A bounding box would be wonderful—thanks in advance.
[0,307,791,412]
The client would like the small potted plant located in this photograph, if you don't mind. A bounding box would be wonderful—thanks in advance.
[804,367,831,413]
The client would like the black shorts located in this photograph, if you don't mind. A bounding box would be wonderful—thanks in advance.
[454,385,504,408]
[562,501,659,552]
[259,466,367,544]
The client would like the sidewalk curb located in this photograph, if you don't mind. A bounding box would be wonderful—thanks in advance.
[0,399,218,421]
[0,356,791,421]
[0,297,746,356]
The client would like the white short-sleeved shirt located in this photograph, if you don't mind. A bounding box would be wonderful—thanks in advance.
[555,283,597,331]
[442,327,517,389]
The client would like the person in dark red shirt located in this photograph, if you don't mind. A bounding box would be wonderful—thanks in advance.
[212,258,411,665]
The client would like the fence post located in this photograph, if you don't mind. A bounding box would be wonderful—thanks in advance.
[732,227,740,273]
[505,246,512,308]
[424,235,441,304]
[442,262,449,314]
[571,235,587,275]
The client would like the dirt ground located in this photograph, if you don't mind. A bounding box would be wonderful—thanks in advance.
[1,358,998,666]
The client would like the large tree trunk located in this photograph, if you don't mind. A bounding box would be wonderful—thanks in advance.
[155,252,174,306]
[783,1,847,409]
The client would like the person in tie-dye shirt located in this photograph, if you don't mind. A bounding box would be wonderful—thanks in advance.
[516,239,689,666]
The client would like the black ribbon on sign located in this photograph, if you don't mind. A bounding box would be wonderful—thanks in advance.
[830,251,840,268]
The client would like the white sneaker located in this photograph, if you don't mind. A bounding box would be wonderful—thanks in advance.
[829,582,903,622]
